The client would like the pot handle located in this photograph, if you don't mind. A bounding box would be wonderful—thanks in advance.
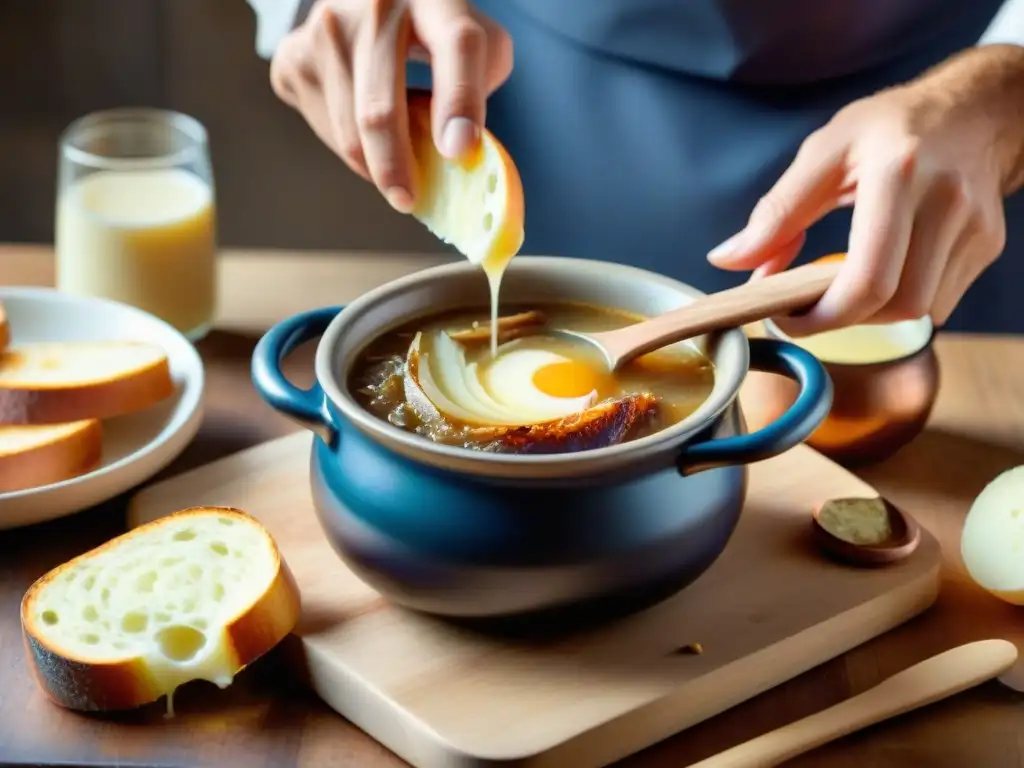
[677,337,832,476]
[251,306,344,446]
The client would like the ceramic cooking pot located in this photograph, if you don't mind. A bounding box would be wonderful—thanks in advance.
[251,257,832,622]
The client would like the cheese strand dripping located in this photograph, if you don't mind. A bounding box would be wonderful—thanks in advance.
[405,94,525,360]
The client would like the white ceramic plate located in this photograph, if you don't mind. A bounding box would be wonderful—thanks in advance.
[0,287,204,530]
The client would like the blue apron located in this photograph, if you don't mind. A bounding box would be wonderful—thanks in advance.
[416,0,1020,332]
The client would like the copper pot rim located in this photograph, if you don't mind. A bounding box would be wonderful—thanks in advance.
[760,317,937,371]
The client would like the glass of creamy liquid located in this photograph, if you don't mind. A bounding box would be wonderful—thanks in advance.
[56,108,217,342]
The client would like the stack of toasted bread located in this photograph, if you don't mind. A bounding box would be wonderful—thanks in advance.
[4,301,302,715]
[0,299,176,493]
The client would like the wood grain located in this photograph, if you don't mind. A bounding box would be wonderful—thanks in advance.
[2,246,1024,767]
[688,640,1019,768]
[593,261,841,368]
[125,433,941,768]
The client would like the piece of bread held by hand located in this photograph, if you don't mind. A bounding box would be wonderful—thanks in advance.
[21,506,301,713]
[0,420,103,493]
[406,93,525,266]
[0,341,175,425]
[0,301,9,352]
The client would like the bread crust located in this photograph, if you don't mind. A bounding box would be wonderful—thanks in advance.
[407,93,525,262]
[22,636,160,711]
[0,301,9,352]
[0,419,103,493]
[467,394,659,453]
[21,506,302,712]
[0,347,175,426]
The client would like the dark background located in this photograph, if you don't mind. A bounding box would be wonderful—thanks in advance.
[0,0,443,253]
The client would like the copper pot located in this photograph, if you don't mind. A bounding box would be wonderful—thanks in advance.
[743,317,939,467]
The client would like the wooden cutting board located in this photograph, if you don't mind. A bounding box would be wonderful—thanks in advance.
[128,431,941,768]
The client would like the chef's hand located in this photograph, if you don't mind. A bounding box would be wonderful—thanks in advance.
[269,0,513,213]
[708,43,1024,335]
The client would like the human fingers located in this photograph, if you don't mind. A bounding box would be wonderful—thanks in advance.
[869,173,969,324]
[271,6,372,182]
[406,9,512,92]
[749,232,808,281]
[474,9,515,94]
[269,28,306,110]
[352,1,418,211]
[270,26,340,157]
[707,129,848,271]
[410,0,491,159]
[930,198,1007,326]
[778,153,918,336]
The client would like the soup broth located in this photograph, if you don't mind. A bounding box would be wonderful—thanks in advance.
[350,302,716,454]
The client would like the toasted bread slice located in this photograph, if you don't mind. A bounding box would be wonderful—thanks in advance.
[466,394,659,453]
[0,341,175,425]
[0,300,9,352]
[21,506,301,713]
[0,419,103,493]
[407,93,525,268]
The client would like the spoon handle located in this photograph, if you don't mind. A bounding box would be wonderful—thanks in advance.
[594,260,842,367]
[686,639,1017,768]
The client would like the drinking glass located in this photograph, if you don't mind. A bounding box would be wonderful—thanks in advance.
[55,108,218,342]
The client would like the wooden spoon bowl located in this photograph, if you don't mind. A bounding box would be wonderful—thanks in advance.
[811,496,921,567]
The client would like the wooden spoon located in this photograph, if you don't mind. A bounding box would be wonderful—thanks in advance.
[686,639,1017,768]
[557,260,842,371]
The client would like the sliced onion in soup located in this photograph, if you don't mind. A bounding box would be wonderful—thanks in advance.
[404,330,599,427]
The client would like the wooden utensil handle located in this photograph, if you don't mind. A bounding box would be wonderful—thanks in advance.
[687,639,1017,768]
[595,261,842,365]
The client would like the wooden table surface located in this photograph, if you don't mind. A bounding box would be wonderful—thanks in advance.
[2,244,1024,768]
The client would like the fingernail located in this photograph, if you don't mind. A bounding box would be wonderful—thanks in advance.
[440,117,479,159]
[385,187,414,214]
[707,231,746,264]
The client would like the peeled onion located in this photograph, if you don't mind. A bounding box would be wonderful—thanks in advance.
[961,465,1024,605]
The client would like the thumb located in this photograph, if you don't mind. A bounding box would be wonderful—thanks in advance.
[407,9,513,97]
[477,12,514,95]
[410,0,512,160]
[708,132,847,271]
